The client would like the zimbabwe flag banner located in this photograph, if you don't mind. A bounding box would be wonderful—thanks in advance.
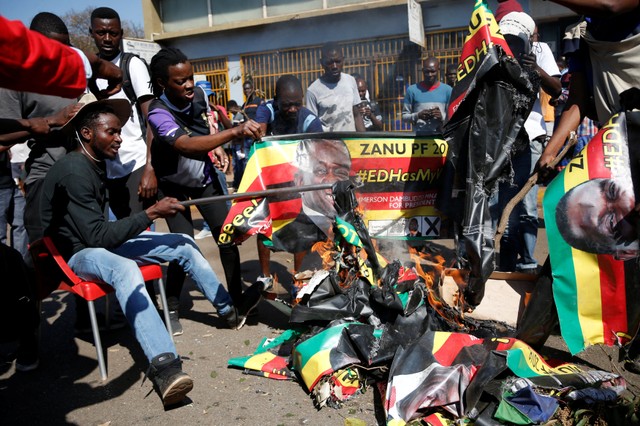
[431,334,583,379]
[219,134,447,252]
[543,112,640,354]
[228,329,301,380]
[385,332,594,424]
[292,321,365,391]
[446,0,511,119]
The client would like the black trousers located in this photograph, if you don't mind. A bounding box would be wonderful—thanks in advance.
[106,166,153,218]
[157,179,242,305]
[0,243,38,345]
[24,179,45,244]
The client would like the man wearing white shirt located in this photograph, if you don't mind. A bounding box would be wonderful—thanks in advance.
[90,7,157,219]
[494,13,562,273]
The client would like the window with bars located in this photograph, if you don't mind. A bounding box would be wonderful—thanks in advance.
[190,56,231,108]
[240,29,466,131]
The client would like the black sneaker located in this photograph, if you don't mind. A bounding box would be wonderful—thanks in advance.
[147,353,193,406]
[624,350,640,375]
[167,297,183,336]
[15,353,39,372]
[15,335,39,372]
[222,307,241,330]
[626,359,640,374]
[235,282,263,329]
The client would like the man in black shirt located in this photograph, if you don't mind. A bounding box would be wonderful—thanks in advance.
[41,97,259,406]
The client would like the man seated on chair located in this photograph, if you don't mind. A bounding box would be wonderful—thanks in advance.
[39,95,261,406]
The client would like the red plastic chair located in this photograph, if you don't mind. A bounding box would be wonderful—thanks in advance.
[29,236,173,380]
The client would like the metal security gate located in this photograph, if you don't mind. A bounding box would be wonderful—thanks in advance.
[241,28,466,131]
[190,56,231,107]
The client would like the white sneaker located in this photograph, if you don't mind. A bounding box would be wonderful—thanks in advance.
[194,229,212,240]
[256,275,274,292]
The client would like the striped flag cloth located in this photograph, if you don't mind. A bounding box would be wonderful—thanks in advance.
[543,112,640,354]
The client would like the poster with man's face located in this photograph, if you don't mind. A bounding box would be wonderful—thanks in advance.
[543,112,639,354]
[219,134,448,251]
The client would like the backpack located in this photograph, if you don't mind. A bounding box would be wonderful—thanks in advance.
[88,52,151,136]
[265,102,314,134]
[120,52,152,136]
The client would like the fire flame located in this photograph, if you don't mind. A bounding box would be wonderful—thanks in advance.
[408,247,467,328]
[443,268,471,310]
[311,239,337,270]
[292,226,471,328]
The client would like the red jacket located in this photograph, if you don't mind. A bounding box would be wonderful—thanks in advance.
[0,16,86,98]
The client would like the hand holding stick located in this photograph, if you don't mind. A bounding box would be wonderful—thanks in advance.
[495,131,578,245]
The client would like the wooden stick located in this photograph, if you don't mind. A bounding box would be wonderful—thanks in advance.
[495,131,578,244]
[178,183,333,207]
[444,268,540,282]
[238,109,262,142]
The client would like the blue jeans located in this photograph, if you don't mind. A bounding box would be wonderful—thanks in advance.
[490,137,544,272]
[67,231,233,361]
[0,186,28,261]
[232,139,252,188]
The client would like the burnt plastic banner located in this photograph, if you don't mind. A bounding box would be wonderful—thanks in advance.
[438,0,538,308]
[219,134,447,252]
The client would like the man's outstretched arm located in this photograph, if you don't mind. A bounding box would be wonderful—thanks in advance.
[0,16,122,99]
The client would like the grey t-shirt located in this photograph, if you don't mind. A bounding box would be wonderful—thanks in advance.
[305,73,360,132]
[0,88,75,187]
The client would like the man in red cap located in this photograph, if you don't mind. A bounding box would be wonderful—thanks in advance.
[495,0,523,22]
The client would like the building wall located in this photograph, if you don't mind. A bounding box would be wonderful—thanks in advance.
[166,1,471,59]
[142,0,580,125]
[162,0,472,111]
[144,0,579,49]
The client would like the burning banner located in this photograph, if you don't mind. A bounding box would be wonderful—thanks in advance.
[438,0,538,308]
[218,134,448,252]
[543,111,640,354]
[226,165,627,424]
[222,2,636,423]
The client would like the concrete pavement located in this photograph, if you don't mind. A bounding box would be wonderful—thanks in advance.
[0,211,379,425]
[1,206,639,425]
